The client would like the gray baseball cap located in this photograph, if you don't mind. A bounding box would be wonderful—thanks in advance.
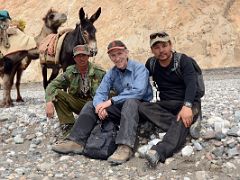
[73,44,90,56]
[150,32,170,47]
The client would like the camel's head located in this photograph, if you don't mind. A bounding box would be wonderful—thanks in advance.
[43,8,67,33]
[78,7,101,57]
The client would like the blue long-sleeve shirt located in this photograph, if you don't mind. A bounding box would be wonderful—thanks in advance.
[93,59,153,107]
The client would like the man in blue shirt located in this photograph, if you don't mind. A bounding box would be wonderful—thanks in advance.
[52,40,153,164]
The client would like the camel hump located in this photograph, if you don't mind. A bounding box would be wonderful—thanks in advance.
[58,28,73,36]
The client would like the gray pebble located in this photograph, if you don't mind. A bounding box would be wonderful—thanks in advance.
[14,135,24,144]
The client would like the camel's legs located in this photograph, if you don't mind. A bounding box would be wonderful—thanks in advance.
[16,57,32,102]
[0,74,13,107]
[16,65,24,102]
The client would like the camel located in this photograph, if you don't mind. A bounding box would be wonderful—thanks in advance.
[0,9,67,107]
[41,7,101,89]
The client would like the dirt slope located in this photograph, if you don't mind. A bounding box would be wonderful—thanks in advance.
[1,0,240,82]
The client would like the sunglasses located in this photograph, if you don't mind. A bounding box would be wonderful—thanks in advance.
[150,32,169,40]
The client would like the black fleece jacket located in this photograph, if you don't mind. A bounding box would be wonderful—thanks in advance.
[146,53,198,104]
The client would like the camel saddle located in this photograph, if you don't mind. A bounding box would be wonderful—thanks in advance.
[0,27,36,56]
[39,29,72,65]
[0,26,19,49]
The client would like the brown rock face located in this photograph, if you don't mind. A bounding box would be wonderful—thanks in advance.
[1,0,240,82]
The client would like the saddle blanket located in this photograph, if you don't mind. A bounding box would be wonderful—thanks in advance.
[39,29,71,65]
[39,34,58,56]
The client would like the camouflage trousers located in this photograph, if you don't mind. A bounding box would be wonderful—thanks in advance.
[53,90,89,125]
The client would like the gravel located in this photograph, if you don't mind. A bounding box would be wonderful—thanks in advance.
[0,68,240,179]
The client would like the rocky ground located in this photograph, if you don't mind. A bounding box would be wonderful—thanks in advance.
[0,68,240,180]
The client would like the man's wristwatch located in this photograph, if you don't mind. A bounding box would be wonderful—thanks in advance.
[183,101,193,108]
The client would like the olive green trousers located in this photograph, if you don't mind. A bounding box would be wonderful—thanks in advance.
[53,90,89,124]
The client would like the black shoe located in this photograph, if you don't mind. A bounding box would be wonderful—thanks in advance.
[145,149,160,168]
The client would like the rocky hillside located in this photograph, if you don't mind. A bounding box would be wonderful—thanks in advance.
[1,0,240,82]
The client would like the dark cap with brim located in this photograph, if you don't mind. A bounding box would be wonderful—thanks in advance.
[107,40,127,53]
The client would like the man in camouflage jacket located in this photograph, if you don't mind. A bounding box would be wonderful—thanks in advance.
[45,44,105,132]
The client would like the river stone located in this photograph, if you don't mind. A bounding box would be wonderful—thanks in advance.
[182,145,193,157]
[14,135,24,144]
[227,127,240,137]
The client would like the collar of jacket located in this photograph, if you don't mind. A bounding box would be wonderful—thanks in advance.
[114,59,134,73]
[72,62,96,77]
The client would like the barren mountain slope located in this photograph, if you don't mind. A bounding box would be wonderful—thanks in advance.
[1,0,240,82]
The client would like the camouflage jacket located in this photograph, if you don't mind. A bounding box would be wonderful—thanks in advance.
[45,63,105,102]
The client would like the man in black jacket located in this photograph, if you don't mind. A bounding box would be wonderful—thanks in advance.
[139,31,201,167]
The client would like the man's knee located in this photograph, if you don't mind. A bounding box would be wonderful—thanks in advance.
[123,99,140,107]
[81,101,94,113]
[121,99,141,116]
[55,89,68,100]
[84,101,94,108]
[120,99,140,124]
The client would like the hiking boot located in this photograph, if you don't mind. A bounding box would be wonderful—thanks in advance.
[107,145,133,165]
[145,149,160,168]
[52,140,84,154]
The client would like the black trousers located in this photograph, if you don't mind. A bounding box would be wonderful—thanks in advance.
[138,100,200,163]
[68,99,141,148]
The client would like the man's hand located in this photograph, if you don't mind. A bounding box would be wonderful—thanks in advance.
[177,106,193,128]
[95,100,112,120]
[98,109,108,120]
[46,101,55,118]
